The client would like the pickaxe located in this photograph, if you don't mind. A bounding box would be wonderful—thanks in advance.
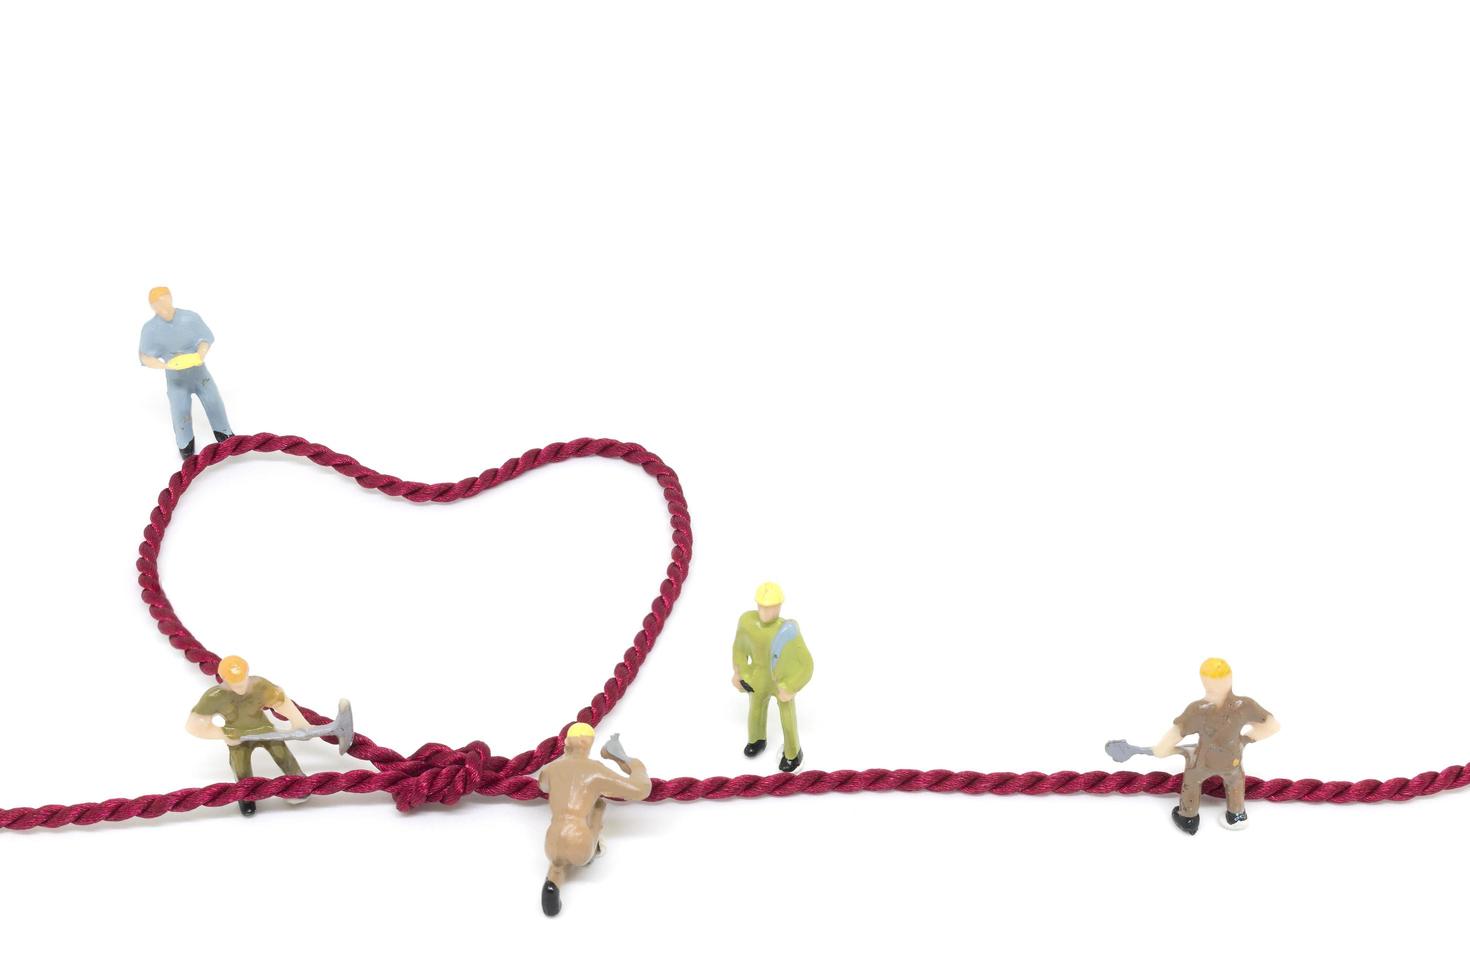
[221,699,355,754]
[601,732,630,766]
[1105,739,1197,765]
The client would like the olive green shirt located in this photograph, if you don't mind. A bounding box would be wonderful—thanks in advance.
[732,611,814,698]
[192,677,286,739]
[1173,694,1269,772]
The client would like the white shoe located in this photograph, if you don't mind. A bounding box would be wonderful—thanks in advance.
[1218,810,1249,831]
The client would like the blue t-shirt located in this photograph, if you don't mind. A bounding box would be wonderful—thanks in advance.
[139,309,214,361]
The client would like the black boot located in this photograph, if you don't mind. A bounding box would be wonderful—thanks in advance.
[1171,806,1199,836]
[213,430,232,443]
[238,800,257,817]
[179,438,196,460]
[744,739,767,758]
[541,880,561,917]
[778,749,804,773]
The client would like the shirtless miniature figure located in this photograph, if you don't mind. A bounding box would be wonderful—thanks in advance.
[1153,658,1281,834]
[536,723,651,917]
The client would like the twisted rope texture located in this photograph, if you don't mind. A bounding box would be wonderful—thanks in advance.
[2,433,1467,830]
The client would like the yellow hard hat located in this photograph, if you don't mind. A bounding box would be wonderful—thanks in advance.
[566,722,596,740]
[1199,658,1232,679]
[754,582,785,606]
[218,656,249,682]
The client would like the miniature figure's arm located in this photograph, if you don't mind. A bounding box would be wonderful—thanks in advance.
[270,693,311,730]
[185,712,226,740]
[139,324,167,368]
[195,315,215,357]
[598,759,652,802]
[1152,724,1183,758]
[185,712,237,744]
[731,622,752,691]
[186,689,237,743]
[1244,713,1280,744]
[774,632,813,702]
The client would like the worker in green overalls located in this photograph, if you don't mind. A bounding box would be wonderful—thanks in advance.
[730,582,814,772]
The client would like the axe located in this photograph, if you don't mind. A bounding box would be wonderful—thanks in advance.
[216,699,356,754]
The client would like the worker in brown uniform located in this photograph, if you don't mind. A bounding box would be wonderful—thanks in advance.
[1153,657,1281,834]
[536,723,652,916]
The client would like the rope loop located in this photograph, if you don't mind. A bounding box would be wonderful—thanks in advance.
[3,433,1468,831]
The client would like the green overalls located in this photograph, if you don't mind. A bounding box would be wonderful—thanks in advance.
[732,610,814,759]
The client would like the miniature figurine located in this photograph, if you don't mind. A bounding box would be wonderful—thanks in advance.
[1107,658,1280,834]
[138,286,234,459]
[185,655,316,816]
[730,581,814,772]
[536,724,651,917]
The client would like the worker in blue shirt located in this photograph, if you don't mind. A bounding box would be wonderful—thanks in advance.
[138,286,235,459]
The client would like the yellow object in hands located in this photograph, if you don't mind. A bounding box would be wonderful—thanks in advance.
[165,351,203,370]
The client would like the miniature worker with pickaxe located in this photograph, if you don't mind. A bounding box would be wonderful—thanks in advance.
[1107,658,1280,835]
[536,724,651,917]
[185,655,354,817]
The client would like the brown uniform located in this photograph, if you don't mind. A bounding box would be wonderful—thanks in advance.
[1173,694,1269,817]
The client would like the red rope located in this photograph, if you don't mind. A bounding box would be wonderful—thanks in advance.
[2,433,1466,831]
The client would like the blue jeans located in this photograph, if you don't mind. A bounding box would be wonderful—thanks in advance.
[165,365,232,449]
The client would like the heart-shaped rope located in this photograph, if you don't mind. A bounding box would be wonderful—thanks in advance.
[2,433,1468,830]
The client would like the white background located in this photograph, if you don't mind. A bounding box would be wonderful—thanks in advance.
[2,2,1467,976]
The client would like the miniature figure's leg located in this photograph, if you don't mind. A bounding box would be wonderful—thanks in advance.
[262,742,308,804]
[586,797,611,860]
[1222,769,1246,813]
[228,743,255,780]
[263,741,304,777]
[227,744,261,816]
[194,370,233,438]
[1178,766,1207,818]
[747,692,770,744]
[777,697,801,759]
[542,858,570,916]
[542,821,589,916]
[166,379,195,450]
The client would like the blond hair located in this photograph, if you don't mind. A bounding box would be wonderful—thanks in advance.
[566,722,596,740]
[148,286,171,303]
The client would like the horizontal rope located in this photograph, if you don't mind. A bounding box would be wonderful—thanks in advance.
[2,433,1465,830]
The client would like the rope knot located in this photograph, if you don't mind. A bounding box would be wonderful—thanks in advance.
[390,740,497,811]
